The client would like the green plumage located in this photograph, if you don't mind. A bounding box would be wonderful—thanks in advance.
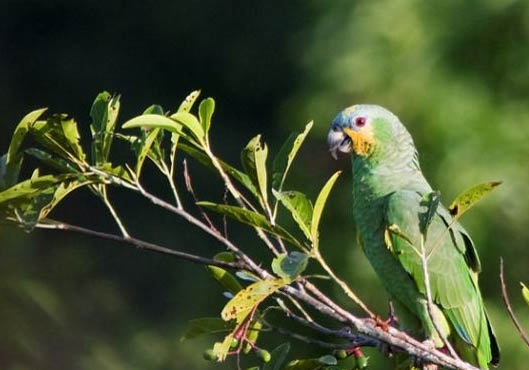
[328,105,499,368]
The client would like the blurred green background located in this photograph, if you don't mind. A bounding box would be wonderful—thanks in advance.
[1,1,529,369]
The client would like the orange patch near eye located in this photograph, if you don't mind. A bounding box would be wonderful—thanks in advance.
[343,127,375,156]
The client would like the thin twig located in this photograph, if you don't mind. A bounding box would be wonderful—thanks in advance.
[419,236,460,359]
[312,250,375,318]
[35,219,243,270]
[499,257,529,348]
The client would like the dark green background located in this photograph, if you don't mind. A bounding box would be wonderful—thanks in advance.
[1,1,528,369]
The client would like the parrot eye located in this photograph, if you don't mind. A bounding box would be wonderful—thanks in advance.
[355,117,366,127]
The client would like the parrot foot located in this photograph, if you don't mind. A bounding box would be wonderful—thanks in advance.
[374,301,399,331]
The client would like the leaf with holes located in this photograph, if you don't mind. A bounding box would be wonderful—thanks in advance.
[448,181,502,219]
[221,278,286,325]
[241,135,269,206]
[311,171,341,250]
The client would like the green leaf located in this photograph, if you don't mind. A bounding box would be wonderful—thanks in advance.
[180,317,234,342]
[178,90,201,113]
[243,320,263,354]
[169,111,205,144]
[311,171,341,250]
[7,108,48,164]
[2,108,48,190]
[448,181,502,219]
[285,359,324,370]
[89,92,120,165]
[419,191,440,240]
[521,282,529,308]
[197,202,303,249]
[0,173,77,205]
[273,190,313,240]
[272,121,313,191]
[221,278,286,325]
[61,117,86,161]
[241,135,269,206]
[179,143,259,198]
[25,148,79,173]
[271,252,309,281]
[318,355,337,365]
[263,343,291,370]
[134,128,162,176]
[122,114,185,135]
[206,265,243,295]
[198,97,215,136]
[213,332,234,362]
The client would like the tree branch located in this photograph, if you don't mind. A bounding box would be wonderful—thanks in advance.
[499,257,529,348]
[35,219,243,270]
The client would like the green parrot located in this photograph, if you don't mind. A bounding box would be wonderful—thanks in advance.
[327,105,499,369]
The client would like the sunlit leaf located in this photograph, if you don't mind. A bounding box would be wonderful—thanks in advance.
[241,135,269,206]
[221,278,286,325]
[179,143,259,197]
[419,191,440,239]
[448,181,502,219]
[180,317,234,342]
[178,90,201,113]
[263,343,291,370]
[122,114,185,136]
[197,202,303,249]
[61,117,86,161]
[285,359,324,370]
[311,171,341,250]
[169,111,205,144]
[273,190,313,240]
[213,332,234,362]
[521,282,529,308]
[271,252,309,281]
[272,121,313,191]
[198,97,215,136]
[318,355,338,365]
[90,92,120,165]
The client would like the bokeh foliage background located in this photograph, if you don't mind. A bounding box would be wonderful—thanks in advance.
[1,0,529,369]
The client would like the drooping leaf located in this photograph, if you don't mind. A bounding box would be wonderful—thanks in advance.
[169,111,205,145]
[271,252,309,281]
[198,97,215,136]
[311,171,341,250]
[273,190,313,240]
[419,191,440,239]
[122,114,186,136]
[178,90,201,113]
[221,278,286,325]
[263,343,291,370]
[197,202,303,248]
[317,355,338,365]
[207,265,243,295]
[180,317,234,342]
[134,128,162,176]
[30,116,84,163]
[448,181,502,219]
[0,173,77,205]
[7,108,48,164]
[272,121,313,191]
[241,135,269,206]
[179,143,259,197]
[521,282,529,308]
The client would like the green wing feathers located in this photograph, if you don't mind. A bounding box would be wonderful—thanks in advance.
[385,190,499,368]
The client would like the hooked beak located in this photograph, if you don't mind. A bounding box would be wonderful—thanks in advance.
[327,125,353,159]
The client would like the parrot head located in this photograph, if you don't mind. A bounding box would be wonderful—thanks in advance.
[327,104,405,160]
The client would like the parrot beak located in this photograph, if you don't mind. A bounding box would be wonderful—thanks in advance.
[327,125,352,159]
[343,127,375,156]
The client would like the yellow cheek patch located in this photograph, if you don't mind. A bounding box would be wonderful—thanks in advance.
[343,127,375,156]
